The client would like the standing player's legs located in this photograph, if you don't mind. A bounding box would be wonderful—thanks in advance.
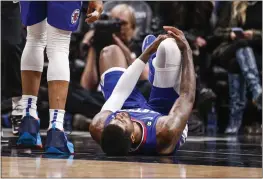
[146,38,188,150]
[99,45,148,109]
[17,2,47,148]
[44,1,81,154]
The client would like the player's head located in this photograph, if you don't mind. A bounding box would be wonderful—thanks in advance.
[101,112,135,155]
[110,4,136,43]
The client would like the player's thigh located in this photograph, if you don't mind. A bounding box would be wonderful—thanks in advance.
[147,38,182,115]
[20,1,47,26]
[147,63,181,116]
[100,68,147,109]
[147,86,179,115]
[47,1,82,31]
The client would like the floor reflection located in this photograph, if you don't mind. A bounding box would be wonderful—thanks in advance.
[1,130,262,169]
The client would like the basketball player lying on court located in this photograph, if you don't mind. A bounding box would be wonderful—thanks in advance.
[89,26,196,155]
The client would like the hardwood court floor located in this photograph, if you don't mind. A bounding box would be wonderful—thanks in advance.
[2,156,262,178]
[1,129,262,178]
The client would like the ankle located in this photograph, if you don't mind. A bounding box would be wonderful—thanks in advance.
[48,109,65,131]
[22,95,39,119]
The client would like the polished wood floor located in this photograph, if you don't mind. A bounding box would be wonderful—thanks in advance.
[2,156,262,178]
[1,129,262,178]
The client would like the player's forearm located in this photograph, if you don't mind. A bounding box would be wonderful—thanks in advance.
[179,47,196,102]
[166,47,196,150]
[168,47,195,122]
[138,48,152,64]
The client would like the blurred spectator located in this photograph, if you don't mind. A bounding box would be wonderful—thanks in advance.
[1,1,26,135]
[212,1,262,134]
[80,4,151,98]
[158,1,217,105]
[155,2,218,131]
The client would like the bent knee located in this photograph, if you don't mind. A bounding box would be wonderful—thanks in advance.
[100,45,122,58]
[99,45,127,73]
[155,38,181,68]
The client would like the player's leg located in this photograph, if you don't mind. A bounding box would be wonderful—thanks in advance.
[99,45,148,109]
[17,2,47,148]
[44,1,82,154]
[146,38,182,115]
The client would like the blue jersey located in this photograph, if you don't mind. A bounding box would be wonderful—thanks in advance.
[105,108,163,155]
[20,1,82,31]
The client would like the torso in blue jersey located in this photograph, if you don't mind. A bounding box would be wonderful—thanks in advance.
[104,108,163,155]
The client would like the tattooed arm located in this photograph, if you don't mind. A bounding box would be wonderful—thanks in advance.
[156,26,196,154]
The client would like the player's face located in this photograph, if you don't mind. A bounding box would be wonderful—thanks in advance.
[109,112,134,134]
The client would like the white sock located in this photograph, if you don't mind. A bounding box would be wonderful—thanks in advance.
[48,109,65,131]
[12,96,23,116]
[22,95,39,119]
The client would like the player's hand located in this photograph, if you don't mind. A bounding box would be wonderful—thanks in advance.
[145,34,169,55]
[163,26,190,50]
[85,1,103,24]
[139,34,168,63]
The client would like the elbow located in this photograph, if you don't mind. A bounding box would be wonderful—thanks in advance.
[89,120,97,137]
[158,128,182,155]
[89,120,95,132]
[89,122,101,144]
[89,125,96,141]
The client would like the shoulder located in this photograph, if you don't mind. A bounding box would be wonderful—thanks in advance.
[90,110,112,129]
[155,115,179,154]
[89,110,112,143]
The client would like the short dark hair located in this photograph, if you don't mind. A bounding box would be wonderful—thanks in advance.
[101,124,132,156]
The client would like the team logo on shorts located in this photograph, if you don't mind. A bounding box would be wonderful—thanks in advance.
[71,9,80,24]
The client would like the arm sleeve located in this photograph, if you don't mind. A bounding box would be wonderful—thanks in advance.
[101,58,146,112]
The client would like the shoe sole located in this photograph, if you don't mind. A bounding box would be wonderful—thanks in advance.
[43,153,74,159]
[141,34,156,52]
[12,131,19,136]
[17,132,43,149]
[142,35,156,83]
[45,147,66,154]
